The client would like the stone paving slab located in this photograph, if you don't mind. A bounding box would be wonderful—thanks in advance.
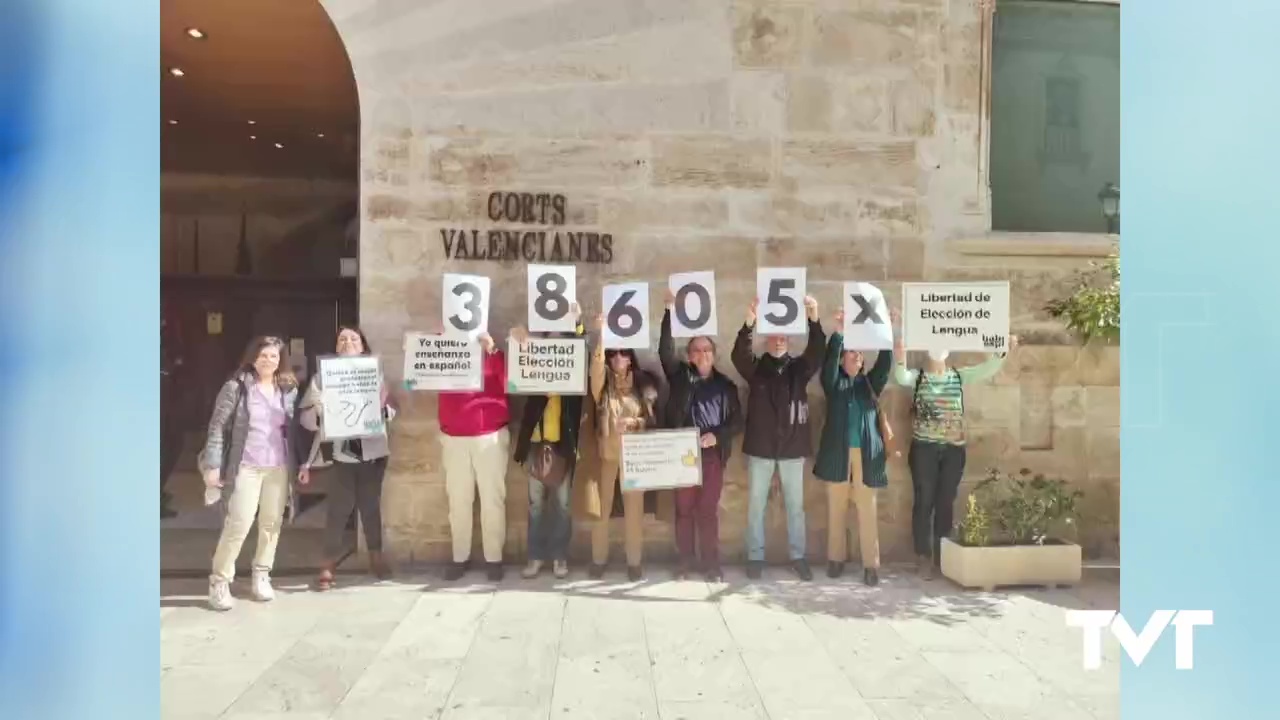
[161,568,1120,720]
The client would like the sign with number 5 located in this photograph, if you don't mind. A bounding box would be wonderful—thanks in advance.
[602,282,650,349]
[442,274,490,339]
[527,264,577,333]
[756,268,807,335]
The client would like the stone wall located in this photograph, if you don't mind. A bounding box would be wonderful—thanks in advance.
[320,0,1120,564]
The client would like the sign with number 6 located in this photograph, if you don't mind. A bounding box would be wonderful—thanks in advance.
[668,271,718,338]
[756,268,807,336]
[527,264,577,333]
[442,273,490,339]
[602,282,650,349]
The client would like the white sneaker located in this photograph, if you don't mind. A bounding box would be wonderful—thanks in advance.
[251,569,275,602]
[521,560,544,578]
[208,578,234,611]
[552,560,569,579]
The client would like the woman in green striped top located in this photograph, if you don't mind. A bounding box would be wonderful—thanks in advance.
[891,334,1018,579]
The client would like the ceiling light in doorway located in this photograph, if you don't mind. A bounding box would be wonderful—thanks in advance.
[247,120,256,125]
[167,67,185,77]
[274,143,284,149]
[316,133,325,138]
[249,135,257,140]
[167,119,178,125]
[185,28,206,39]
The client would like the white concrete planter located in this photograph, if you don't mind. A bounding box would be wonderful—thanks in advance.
[939,537,1082,591]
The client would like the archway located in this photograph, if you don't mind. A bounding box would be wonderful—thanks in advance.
[159,0,359,574]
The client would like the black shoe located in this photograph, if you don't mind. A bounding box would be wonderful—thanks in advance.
[827,561,845,579]
[792,559,813,582]
[627,565,643,582]
[705,566,724,583]
[588,563,606,579]
[444,561,469,581]
[746,561,764,580]
[486,563,504,582]
[864,568,879,587]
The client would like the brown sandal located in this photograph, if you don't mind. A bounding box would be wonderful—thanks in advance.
[314,567,336,591]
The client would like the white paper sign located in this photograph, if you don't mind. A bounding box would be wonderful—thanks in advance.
[505,337,587,395]
[527,264,577,333]
[842,282,893,350]
[621,429,703,492]
[402,333,482,391]
[319,355,386,440]
[756,267,807,336]
[901,281,1011,352]
[669,271,718,338]
[443,273,490,339]
[602,282,650,350]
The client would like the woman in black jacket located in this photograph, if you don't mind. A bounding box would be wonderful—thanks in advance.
[660,292,743,581]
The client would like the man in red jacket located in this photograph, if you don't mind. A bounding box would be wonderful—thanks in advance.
[438,331,510,581]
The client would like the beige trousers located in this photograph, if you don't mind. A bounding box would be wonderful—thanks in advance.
[210,466,290,582]
[440,428,510,563]
[826,450,880,568]
[593,458,645,567]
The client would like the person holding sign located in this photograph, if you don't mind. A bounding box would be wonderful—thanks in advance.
[296,326,397,591]
[589,313,660,581]
[199,336,301,611]
[732,295,826,581]
[510,305,586,580]
[438,330,511,582]
[892,329,1018,579]
[813,309,895,586]
[660,290,743,582]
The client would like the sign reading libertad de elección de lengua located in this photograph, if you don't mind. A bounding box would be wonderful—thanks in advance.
[901,282,1011,352]
[505,337,587,395]
[402,333,482,392]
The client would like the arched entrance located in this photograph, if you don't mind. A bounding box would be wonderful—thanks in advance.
[159,0,359,574]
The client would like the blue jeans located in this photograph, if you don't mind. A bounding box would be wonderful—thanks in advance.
[745,456,807,562]
[527,475,572,562]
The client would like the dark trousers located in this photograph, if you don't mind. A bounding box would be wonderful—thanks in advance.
[527,468,574,562]
[908,440,966,559]
[675,453,725,569]
[323,458,387,559]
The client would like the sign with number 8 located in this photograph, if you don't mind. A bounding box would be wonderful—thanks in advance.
[603,282,649,349]
[527,264,577,333]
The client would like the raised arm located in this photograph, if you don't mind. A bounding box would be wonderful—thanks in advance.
[659,307,680,379]
[867,347,894,394]
[589,313,606,402]
[731,324,757,380]
[956,337,1017,385]
[820,332,842,395]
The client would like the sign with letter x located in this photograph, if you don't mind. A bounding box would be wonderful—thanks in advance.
[842,281,892,350]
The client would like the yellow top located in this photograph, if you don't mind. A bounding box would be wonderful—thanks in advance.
[530,395,561,443]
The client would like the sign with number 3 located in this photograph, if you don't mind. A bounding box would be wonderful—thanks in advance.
[603,282,649,349]
[527,264,577,333]
[442,274,490,339]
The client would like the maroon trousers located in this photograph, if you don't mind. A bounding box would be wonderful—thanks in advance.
[675,453,725,568]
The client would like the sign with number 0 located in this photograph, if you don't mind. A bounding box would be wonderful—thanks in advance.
[602,282,650,349]
[842,282,893,350]
[527,264,577,333]
[442,274,490,339]
[756,268,807,336]
[668,271,717,338]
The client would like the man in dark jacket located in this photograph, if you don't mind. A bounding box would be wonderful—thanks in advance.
[660,292,744,582]
[732,295,825,580]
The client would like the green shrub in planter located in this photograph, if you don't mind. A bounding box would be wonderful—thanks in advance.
[964,468,1083,546]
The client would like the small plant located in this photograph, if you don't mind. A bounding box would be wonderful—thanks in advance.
[966,468,1083,545]
[956,493,991,547]
[1045,250,1119,344]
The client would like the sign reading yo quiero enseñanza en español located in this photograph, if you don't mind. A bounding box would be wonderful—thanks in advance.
[402,333,482,392]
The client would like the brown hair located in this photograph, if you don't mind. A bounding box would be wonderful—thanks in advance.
[233,335,297,390]
[337,325,373,355]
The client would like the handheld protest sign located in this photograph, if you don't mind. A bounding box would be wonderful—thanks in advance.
[756,267,807,335]
[602,282,650,350]
[505,336,588,395]
[318,354,386,440]
[528,264,577,333]
[901,281,1011,352]
[442,274,490,339]
[402,332,483,391]
[668,271,718,338]
[842,282,893,350]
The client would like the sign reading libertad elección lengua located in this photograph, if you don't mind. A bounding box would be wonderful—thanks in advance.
[440,191,615,264]
[505,337,588,395]
[901,282,1011,352]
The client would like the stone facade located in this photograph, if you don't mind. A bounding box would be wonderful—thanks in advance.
[319,0,1120,564]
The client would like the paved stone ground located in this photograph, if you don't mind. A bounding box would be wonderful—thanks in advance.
[161,567,1119,720]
